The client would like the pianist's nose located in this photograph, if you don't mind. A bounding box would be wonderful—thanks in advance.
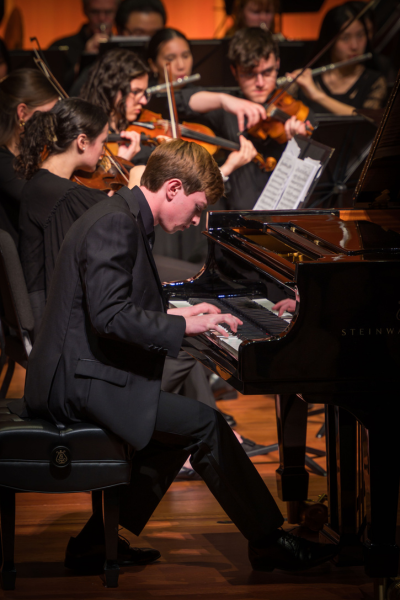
[192,215,201,226]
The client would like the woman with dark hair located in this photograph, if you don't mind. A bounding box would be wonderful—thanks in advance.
[147,28,193,86]
[0,68,59,241]
[226,0,277,36]
[115,0,166,37]
[16,97,112,332]
[80,48,151,165]
[289,1,387,115]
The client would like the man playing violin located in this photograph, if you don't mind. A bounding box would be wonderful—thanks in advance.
[179,27,312,210]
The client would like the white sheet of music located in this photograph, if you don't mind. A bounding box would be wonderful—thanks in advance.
[279,157,321,210]
[253,138,321,211]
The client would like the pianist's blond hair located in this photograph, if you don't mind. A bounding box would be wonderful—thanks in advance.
[140,139,224,205]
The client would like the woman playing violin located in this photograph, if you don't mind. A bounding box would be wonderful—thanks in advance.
[16,97,128,333]
[289,2,387,116]
[0,69,59,241]
[80,49,150,164]
[179,27,310,210]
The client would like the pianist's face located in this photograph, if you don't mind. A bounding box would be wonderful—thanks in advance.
[158,185,207,234]
[232,54,279,104]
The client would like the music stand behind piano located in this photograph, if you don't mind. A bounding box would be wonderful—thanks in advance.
[306,114,378,209]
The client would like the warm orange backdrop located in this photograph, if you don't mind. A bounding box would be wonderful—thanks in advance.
[0,0,362,48]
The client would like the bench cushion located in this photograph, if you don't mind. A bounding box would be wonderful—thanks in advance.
[0,419,132,492]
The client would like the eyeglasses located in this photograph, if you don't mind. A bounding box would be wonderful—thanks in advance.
[237,66,279,81]
[129,89,152,103]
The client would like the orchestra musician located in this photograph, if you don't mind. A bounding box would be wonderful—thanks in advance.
[115,0,166,38]
[0,68,59,242]
[289,1,387,115]
[177,27,310,210]
[147,28,193,88]
[12,138,339,574]
[16,98,111,333]
[226,0,277,35]
[80,49,152,164]
[49,0,119,90]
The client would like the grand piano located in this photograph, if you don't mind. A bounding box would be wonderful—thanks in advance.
[164,72,400,581]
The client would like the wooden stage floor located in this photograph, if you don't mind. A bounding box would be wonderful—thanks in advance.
[2,364,377,599]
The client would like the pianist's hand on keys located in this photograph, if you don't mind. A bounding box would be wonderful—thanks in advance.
[168,302,243,338]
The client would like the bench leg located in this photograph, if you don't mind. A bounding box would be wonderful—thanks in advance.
[103,487,120,588]
[0,487,16,590]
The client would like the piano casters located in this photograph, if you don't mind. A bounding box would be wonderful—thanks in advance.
[319,403,400,591]
[275,394,326,526]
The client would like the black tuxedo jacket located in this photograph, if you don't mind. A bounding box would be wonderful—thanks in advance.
[21,186,186,450]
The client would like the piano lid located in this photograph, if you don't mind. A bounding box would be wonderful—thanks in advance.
[354,69,400,207]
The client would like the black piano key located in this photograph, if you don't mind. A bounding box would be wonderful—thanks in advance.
[188,296,288,339]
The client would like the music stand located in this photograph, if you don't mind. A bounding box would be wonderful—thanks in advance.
[306,114,378,209]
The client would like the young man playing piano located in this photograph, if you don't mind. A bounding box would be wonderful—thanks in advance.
[177,27,312,210]
[15,140,337,573]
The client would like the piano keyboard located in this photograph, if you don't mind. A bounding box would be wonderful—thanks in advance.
[169,296,292,358]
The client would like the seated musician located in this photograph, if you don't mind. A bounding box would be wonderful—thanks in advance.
[115,0,166,37]
[14,137,338,573]
[289,2,387,116]
[49,0,119,90]
[147,28,194,89]
[0,68,58,242]
[69,0,166,96]
[226,0,277,36]
[177,27,310,210]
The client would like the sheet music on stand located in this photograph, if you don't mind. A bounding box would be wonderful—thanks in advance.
[254,136,333,211]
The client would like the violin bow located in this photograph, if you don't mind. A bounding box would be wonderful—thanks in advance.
[164,63,181,139]
[30,37,68,100]
[239,0,381,135]
[30,37,129,183]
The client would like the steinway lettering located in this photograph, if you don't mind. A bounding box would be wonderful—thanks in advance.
[342,328,400,336]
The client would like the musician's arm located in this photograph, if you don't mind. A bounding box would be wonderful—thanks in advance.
[288,69,355,116]
[187,91,266,131]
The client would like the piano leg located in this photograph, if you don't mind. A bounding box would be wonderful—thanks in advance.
[362,420,400,578]
[319,405,363,565]
[320,403,400,576]
[275,394,309,524]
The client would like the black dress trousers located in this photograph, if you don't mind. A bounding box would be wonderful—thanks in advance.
[118,392,284,543]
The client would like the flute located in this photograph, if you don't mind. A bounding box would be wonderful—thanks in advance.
[276,52,373,86]
[147,73,201,95]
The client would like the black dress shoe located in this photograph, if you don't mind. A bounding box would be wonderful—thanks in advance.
[175,466,202,481]
[220,411,237,427]
[64,535,161,571]
[249,530,339,572]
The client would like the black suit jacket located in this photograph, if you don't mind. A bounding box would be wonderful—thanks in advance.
[22,186,186,450]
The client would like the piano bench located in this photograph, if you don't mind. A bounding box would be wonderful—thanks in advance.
[0,406,132,590]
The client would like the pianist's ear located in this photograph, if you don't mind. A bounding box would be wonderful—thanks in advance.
[165,178,183,200]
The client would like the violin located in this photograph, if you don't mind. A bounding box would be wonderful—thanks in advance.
[246,89,312,145]
[71,154,132,192]
[108,109,277,173]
